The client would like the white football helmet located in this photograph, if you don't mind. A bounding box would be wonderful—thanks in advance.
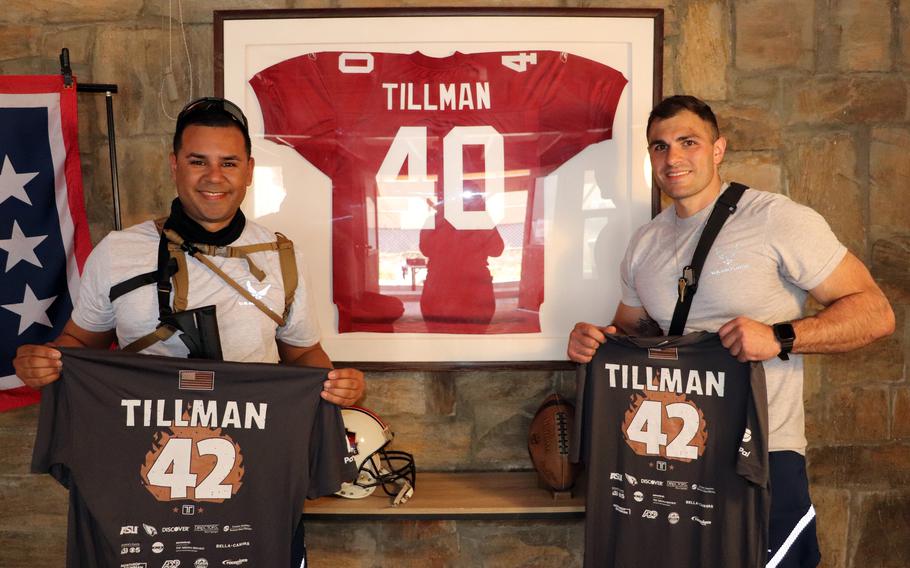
[336,406,416,504]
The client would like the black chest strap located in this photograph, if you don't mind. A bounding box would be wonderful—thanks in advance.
[108,261,175,303]
[110,222,298,355]
[668,182,748,336]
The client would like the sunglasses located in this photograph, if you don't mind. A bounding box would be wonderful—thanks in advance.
[177,97,248,130]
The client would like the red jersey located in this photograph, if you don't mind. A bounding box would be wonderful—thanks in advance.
[250,50,627,333]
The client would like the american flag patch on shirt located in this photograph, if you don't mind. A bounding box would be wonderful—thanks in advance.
[647,347,678,361]
[178,370,214,391]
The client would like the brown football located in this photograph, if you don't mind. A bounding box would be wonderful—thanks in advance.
[528,393,579,491]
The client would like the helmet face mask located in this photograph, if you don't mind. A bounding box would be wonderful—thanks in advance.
[336,407,416,501]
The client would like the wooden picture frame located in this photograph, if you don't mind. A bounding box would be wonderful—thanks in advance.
[215,8,662,368]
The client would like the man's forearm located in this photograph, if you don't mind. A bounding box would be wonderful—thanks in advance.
[792,289,895,354]
[295,348,333,369]
[54,320,116,349]
[55,332,93,348]
[278,341,334,369]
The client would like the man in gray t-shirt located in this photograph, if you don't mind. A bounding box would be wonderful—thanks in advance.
[568,95,894,567]
[15,97,366,565]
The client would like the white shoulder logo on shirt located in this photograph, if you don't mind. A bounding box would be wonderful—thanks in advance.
[245,281,271,300]
[710,244,749,276]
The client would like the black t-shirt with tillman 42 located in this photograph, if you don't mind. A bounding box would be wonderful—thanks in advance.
[32,348,356,568]
[572,332,770,568]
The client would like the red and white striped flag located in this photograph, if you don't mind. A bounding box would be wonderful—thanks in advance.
[0,75,91,411]
[178,370,215,391]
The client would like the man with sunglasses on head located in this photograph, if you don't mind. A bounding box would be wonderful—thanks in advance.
[14,97,364,566]
[14,96,364,403]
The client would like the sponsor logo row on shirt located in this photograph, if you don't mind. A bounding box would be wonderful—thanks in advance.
[121,540,251,555]
[119,521,253,568]
[610,505,712,527]
[608,470,716,527]
[608,471,717,494]
[120,557,249,568]
[120,523,254,537]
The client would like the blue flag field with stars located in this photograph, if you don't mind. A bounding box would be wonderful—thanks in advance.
[0,75,91,411]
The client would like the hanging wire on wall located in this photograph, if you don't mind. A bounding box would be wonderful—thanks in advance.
[159,0,193,119]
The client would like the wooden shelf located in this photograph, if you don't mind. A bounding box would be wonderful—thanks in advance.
[334,361,576,371]
[303,471,585,520]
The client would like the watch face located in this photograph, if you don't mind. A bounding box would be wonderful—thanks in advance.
[775,323,796,342]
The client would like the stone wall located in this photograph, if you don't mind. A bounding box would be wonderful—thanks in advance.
[1,1,908,567]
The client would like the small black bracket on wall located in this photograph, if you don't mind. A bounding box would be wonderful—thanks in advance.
[60,47,123,231]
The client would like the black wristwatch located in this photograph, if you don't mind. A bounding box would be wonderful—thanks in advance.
[772,322,796,361]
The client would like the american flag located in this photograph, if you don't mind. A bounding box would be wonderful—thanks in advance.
[178,370,215,391]
[647,347,679,361]
[0,76,91,411]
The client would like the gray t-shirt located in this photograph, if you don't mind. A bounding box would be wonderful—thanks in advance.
[620,186,846,453]
[72,219,321,363]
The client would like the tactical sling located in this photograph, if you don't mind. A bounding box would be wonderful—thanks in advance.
[109,217,298,356]
[668,182,748,336]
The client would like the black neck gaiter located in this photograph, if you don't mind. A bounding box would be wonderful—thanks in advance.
[163,198,245,246]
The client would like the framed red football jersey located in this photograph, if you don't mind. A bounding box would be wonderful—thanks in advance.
[250,50,627,335]
[218,10,660,362]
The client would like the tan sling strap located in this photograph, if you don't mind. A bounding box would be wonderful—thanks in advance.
[118,219,299,353]
[198,233,298,320]
[189,242,267,281]
[274,232,297,321]
[150,218,297,320]
[152,217,191,312]
[163,229,286,326]
[121,324,179,353]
